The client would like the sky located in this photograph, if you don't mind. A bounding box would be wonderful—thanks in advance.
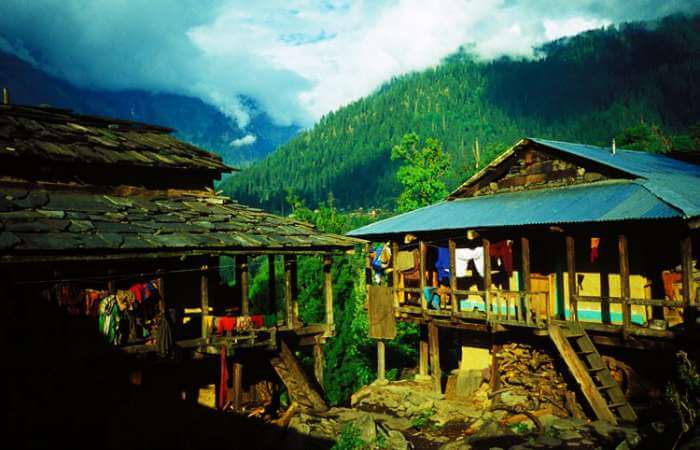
[1,0,699,137]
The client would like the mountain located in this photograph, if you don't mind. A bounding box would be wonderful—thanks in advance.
[0,51,298,167]
[223,14,700,212]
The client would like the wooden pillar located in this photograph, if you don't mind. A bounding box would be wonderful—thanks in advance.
[232,362,243,410]
[236,255,249,315]
[490,341,501,398]
[201,264,209,339]
[483,238,492,321]
[324,254,334,331]
[268,255,276,315]
[521,236,532,324]
[449,238,458,317]
[681,236,695,325]
[157,272,166,315]
[618,234,631,329]
[419,325,429,377]
[314,338,325,389]
[377,339,386,381]
[364,243,373,285]
[428,322,441,393]
[419,240,428,314]
[284,255,297,328]
[391,241,399,308]
[566,235,577,321]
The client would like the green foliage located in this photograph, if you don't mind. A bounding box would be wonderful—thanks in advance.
[222,14,700,212]
[410,408,437,430]
[614,122,672,153]
[331,423,389,450]
[507,422,530,434]
[391,133,450,212]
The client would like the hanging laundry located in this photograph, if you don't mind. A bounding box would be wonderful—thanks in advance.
[218,346,229,410]
[435,247,451,283]
[217,316,237,335]
[98,295,121,345]
[489,240,513,275]
[455,247,484,277]
[84,289,106,317]
[237,316,253,332]
[423,287,441,310]
[397,250,417,272]
[371,243,392,283]
[662,271,682,300]
[157,313,174,358]
[250,315,265,328]
[590,238,601,263]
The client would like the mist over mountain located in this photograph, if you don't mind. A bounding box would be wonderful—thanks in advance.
[223,14,700,212]
[0,51,298,168]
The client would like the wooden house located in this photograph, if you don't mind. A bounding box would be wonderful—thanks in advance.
[1,103,363,412]
[348,137,700,424]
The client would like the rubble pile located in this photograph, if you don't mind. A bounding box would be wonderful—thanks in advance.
[495,343,586,419]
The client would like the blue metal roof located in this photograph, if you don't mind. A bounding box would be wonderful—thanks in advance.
[530,138,700,218]
[347,180,682,238]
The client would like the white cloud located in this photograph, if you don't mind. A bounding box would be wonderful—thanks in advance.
[230,134,257,147]
[1,0,698,128]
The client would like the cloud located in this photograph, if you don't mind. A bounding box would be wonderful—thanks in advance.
[230,134,257,147]
[1,0,698,128]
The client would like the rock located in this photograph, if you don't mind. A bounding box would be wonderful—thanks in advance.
[439,440,472,449]
[500,391,529,407]
[621,428,641,447]
[531,435,563,448]
[591,420,617,439]
[615,440,630,450]
[537,415,559,428]
[651,421,666,434]
[353,412,377,443]
[558,430,583,441]
[456,369,484,397]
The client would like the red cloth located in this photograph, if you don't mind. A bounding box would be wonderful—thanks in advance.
[489,240,513,275]
[217,317,237,335]
[250,315,264,328]
[590,238,600,263]
[129,283,144,303]
[663,271,682,300]
[218,346,228,410]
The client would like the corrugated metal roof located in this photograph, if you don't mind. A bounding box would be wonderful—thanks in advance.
[530,138,700,218]
[347,180,681,238]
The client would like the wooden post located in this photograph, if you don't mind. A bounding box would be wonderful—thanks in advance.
[377,339,386,381]
[618,234,631,329]
[490,342,501,399]
[681,236,695,325]
[236,255,249,315]
[314,337,325,389]
[483,238,492,321]
[391,241,399,308]
[521,236,532,324]
[566,236,578,321]
[420,241,428,315]
[364,243,373,285]
[156,273,166,315]
[284,255,296,328]
[419,325,429,378]
[449,239,458,317]
[324,255,334,332]
[268,255,276,315]
[428,322,441,393]
[232,362,243,410]
[201,264,209,339]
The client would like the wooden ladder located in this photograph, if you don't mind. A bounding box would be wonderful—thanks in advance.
[268,339,328,413]
[548,322,636,424]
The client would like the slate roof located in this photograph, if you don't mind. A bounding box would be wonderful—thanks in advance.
[0,104,234,174]
[0,182,362,257]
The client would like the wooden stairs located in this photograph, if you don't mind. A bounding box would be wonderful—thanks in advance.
[548,322,636,424]
[269,339,328,413]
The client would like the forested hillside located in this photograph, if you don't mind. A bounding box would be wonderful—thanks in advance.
[0,52,298,167]
[223,14,700,212]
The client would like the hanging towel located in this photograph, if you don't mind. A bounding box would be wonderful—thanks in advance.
[423,287,441,310]
[217,317,236,335]
[250,315,264,328]
[435,247,451,283]
[156,313,174,358]
[455,247,484,277]
[489,241,513,275]
[590,238,601,263]
[218,346,229,410]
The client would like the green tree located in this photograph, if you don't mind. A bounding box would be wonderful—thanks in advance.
[614,122,672,153]
[391,133,451,212]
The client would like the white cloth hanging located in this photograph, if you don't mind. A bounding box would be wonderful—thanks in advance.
[455,247,484,277]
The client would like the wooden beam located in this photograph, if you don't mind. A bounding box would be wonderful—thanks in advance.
[682,236,695,326]
[268,255,276,314]
[157,273,166,315]
[232,362,243,411]
[419,241,427,315]
[391,241,399,309]
[419,325,429,377]
[566,236,577,321]
[618,234,631,329]
[521,236,532,325]
[428,321,441,393]
[284,255,296,327]
[364,243,372,285]
[490,342,501,399]
[314,338,325,389]
[237,255,250,315]
[377,339,386,381]
[483,238,492,321]
[449,239,458,318]
[201,264,209,339]
[324,254,334,334]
